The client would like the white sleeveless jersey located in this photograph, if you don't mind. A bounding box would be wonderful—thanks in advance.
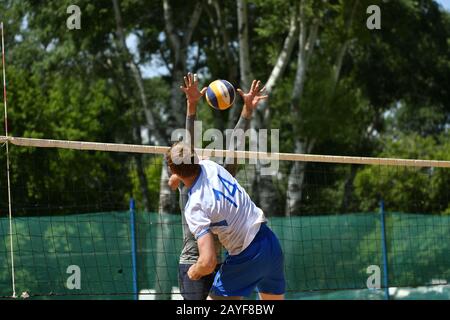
[184,160,266,256]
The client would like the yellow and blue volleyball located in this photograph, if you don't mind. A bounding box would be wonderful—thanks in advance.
[205,80,236,110]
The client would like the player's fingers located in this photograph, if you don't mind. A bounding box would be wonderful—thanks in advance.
[255,80,261,92]
[184,76,189,88]
[257,95,269,101]
[194,73,199,85]
[259,86,266,93]
[179,86,188,94]
[200,87,207,96]
[237,88,245,97]
[250,80,256,92]
[188,72,193,86]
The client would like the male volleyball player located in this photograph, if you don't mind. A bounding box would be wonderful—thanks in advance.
[167,78,285,300]
[171,72,264,299]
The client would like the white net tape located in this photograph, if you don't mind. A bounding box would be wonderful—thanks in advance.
[1,135,449,168]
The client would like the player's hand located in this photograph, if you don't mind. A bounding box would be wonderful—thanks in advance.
[180,72,207,105]
[168,174,181,191]
[187,265,202,280]
[237,80,268,112]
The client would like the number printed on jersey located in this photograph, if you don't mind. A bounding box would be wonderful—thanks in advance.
[212,174,242,208]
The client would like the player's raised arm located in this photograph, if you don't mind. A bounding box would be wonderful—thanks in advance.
[169,72,207,191]
[225,80,268,176]
[180,72,207,119]
[180,72,207,149]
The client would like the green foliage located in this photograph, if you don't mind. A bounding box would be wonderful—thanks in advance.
[352,0,450,110]
[354,133,450,213]
[127,156,163,212]
[388,103,448,137]
[0,0,448,218]
[1,51,132,215]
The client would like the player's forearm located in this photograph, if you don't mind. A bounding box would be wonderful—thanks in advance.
[187,100,197,117]
[191,256,216,277]
[186,101,197,149]
[228,115,251,153]
[235,114,251,132]
[233,105,252,148]
[224,114,251,175]
[240,104,254,121]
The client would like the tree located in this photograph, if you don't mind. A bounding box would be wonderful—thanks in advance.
[234,0,300,215]
[112,0,164,211]
[354,132,450,214]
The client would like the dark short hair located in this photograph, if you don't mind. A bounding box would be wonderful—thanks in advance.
[166,141,200,178]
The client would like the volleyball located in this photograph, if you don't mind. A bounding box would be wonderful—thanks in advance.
[205,80,236,110]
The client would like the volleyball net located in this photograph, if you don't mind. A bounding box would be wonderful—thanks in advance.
[0,136,449,299]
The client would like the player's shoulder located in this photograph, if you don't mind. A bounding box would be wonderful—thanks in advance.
[186,165,214,208]
[200,159,229,176]
[186,187,214,216]
[199,159,219,168]
[199,159,219,176]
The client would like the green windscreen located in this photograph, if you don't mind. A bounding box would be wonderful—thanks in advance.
[2,211,450,299]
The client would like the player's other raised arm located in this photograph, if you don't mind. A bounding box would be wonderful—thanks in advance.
[225,80,268,176]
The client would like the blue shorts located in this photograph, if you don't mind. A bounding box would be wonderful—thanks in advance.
[210,223,285,297]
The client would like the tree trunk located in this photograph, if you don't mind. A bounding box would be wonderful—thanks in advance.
[237,0,253,90]
[232,0,255,129]
[341,164,358,212]
[235,1,301,215]
[286,1,358,216]
[285,139,315,215]
[153,160,178,300]
[286,141,305,216]
[261,10,299,124]
[112,0,160,211]
[255,12,299,216]
[158,157,179,215]
[159,0,203,216]
[154,0,203,299]
[167,67,186,135]
[207,0,238,83]
[284,1,319,216]
[163,0,202,136]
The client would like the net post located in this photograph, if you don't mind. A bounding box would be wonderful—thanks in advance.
[129,198,138,300]
[1,21,16,300]
[380,199,390,300]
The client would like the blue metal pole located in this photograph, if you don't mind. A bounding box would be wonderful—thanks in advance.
[129,198,138,300]
[380,200,390,300]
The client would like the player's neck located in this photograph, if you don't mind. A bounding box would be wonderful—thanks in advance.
[181,170,200,189]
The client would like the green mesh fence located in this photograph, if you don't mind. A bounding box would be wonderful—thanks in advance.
[1,212,450,299]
